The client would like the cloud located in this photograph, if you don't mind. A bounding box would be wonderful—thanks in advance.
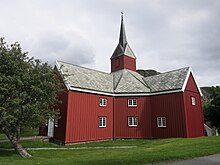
[0,0,219,86]
[25,30,95,66]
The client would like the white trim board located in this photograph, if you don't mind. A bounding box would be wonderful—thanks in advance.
[181,67,203,96]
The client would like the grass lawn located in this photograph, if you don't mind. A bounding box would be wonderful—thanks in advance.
[0,136,220,165]
[0,134,6,139]
[0,128,38,140]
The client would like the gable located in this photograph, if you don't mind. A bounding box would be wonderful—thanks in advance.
[185,73,200,94]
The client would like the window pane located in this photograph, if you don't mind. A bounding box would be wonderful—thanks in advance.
[191,97,196,105]
[128,117,138,126]
[99,117,106,127]
[157,117,166,127]
[128,99,137,106]
[133,99,137,106]
[100,98,107,106]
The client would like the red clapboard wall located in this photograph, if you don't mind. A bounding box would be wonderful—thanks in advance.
[113,97,152,139]
[183,73,204,137]
[65,91,113,143]
[111,55,136,72]
[151,92,187,138]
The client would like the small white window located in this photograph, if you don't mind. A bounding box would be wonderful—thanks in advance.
[100,98,107,107]
[99,117,107,127]
[55,118,58,127]
[191,97,196,106]
[128,99,137,107]
[128,117,138,126]
[157,117,166,127]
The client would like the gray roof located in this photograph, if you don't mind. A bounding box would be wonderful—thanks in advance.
[57,61,113,93]
[111,14,136,59]
[143,67,189,93]
[56,61,190,95]
[113,69,150,93]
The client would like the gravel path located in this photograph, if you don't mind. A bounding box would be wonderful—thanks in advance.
[153,154,220,165]
[0,136,49,142]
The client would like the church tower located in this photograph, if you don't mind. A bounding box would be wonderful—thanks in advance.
[111,13,136,72]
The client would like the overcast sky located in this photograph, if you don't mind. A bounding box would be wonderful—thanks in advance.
[1,0,219,86]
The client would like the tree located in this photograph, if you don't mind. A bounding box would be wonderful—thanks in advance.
[0,38,61,158]
[203,86,220,133]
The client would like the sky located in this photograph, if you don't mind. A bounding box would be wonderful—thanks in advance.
[0,0,220,87]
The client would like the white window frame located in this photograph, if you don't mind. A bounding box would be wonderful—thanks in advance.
[157,117,166,128]
[128,117,138,127]
[99,98,107,107]
[128,99,137,107]
[99,117,107,128]
[191,97,196,106]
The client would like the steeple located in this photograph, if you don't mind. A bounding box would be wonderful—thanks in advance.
[111,13,137,72]
[119,12,127,49]
[111,13,136,60]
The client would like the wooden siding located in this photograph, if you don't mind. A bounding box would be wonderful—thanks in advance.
[53,92,68,142]
[52,74,204,143]
[114,97,152,138]
[183,73,204,137]
[65,91,113,143]
[151,93,187,138]
[111,55,136,72]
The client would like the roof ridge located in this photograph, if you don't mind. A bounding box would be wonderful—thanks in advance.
[127,70,150,89]
[56,60,110,75]
[113,70,124,91]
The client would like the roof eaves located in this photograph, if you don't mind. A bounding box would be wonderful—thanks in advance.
[69,86,183,97]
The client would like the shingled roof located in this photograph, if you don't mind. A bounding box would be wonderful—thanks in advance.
[56,61,191,96]
[56,61,113,93]
[143,67,189,93]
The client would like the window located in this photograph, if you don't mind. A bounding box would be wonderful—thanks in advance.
[128,117,138,126]
[100,98,107,107]
[157,117,166,127]
[128,99,137,107]
[55,118,58,127]
[191,97,196,106]
[99,117,107,127]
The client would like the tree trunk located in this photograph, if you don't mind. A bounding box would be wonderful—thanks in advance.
[5,131,32,158]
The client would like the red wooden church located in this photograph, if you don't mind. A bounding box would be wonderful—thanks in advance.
[40,15,204,144]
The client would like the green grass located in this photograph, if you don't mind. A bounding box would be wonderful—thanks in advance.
[20,127,39,137]
[0,136,220,165]
[0,127,38,140]
[0,134,6,139]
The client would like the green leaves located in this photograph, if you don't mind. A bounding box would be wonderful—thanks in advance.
[0,38,61,133]
[203,86,220,133]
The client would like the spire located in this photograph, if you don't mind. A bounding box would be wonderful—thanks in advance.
[111,12,136,59]
[119,11,127,49]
